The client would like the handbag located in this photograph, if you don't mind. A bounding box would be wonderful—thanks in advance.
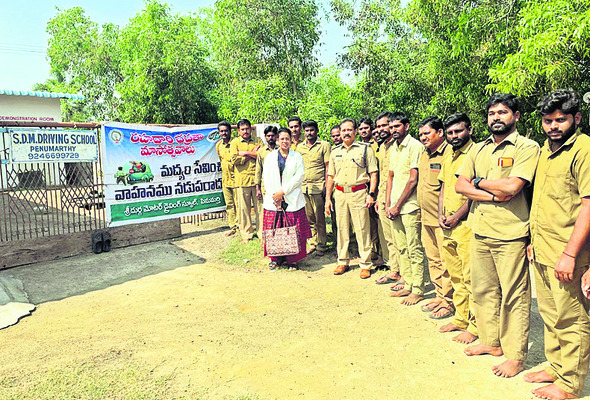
[263,210,301,257]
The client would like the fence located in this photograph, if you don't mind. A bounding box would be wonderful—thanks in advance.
[0,121,226,243]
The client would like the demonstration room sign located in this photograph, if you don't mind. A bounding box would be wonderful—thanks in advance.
[101,122,225,227]
[9,128,98,163]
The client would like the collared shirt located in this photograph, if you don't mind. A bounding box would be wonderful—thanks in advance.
[328,142,378,186]
[389,134,424,214]
[457,130,540,240]
[230,136,261,187]
[296,140,331,194]
[530,131,590,268]
[360,138,379,153]
[417,141,449,226]
[291,136,302,150]
[438,139,474,218]
[255,144,276,186]
[215,139,235,188]
[377,138,395,204]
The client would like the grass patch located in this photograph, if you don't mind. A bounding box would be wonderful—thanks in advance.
[219,236,265,267]
[0,352,262,400]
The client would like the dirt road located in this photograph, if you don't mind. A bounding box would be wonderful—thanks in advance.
[0,221,588,399]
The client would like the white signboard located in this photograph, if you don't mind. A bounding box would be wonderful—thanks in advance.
[8,128,98,163]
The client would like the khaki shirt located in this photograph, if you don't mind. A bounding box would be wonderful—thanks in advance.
[377,138,395,204]
[457,130,540,240]
[215,139,235,188]
[328,142,378,187]
[530,131,590,268]
[296,140,331,194]
[417,141,449,226]
[230,136,261,187]
[291,136,302,150]
[389,134,424,214]
[438,139,474,217]
[255,144,276,192]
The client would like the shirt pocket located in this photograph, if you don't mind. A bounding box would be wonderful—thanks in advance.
[544,171,571,200]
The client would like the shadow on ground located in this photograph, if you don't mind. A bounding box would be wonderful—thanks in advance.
[2,239,206,304]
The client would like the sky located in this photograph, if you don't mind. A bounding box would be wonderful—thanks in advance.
[0,0,350,92]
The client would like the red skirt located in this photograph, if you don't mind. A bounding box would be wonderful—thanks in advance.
[262,207,312,264]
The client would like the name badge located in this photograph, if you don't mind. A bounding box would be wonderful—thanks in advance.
[498,157,514,167]
[430,162,441,171]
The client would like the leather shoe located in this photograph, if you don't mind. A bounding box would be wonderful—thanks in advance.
[360,269,371,279]
[334,265,349,275]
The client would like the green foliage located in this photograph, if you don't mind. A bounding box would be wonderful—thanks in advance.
[297,67,362,140]
[117,1,217,124]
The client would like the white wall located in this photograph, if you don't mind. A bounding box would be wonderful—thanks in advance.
[0,95,62,123]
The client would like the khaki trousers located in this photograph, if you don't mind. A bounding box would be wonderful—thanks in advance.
[369,207,380,259]
[442,222,477,335]
[377,201,400,273]
[533,261,590,396]
[334,190,372,269]
[304,193,327,251]
[237,186,261,241]
[392,209,427,295]
[222,186,238,230]
[471,235,530,360]
[422,224,453,305]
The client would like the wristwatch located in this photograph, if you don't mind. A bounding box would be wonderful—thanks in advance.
[473,177,484,189]
[369,191,376,199]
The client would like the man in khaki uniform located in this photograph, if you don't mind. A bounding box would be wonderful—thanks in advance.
[216,121,238,236]
[288,116,303,150]
[329,124,343,245]
[417,116,453,319]
[325,118,378,279]
[255,125,278,201]
[386,112,428,306]
[437,113,477,344]
[373,112,402,284]
[297,120,330,256]
[456,93,540,378]
[524,90,590,400]
[359,117,381,263]
[230,118,262,243]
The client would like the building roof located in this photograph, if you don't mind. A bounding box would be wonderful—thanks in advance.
[0,89,84,100]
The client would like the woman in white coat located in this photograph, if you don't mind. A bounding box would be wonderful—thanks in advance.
[262,128,312,270]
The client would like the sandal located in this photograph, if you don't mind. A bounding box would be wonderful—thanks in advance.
[287,264,298,271]
[429,305,454,320]
[421,300,441,313]
[269,261,279,270]
[375,275,398,285]
[390,282,405,291]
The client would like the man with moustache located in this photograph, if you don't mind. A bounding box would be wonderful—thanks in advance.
[456,93,540,378]
[288,116,303,149]
[417,116,454,319]
[255,125,279,201]
[374,112,402,284]
[297,120,331,256]
[325,119,378,278]
[359,117,379,153]
[524,90,590,400]
[230,118,262,243]
[385,112,428,306]
[216,121,238,236]
[437,113,478,344]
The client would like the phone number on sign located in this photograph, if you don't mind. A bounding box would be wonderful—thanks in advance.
[28,153,80,160]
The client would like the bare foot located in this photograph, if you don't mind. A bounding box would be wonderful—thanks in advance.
[241,239,249,244]
[492,359,524,378]
[401,293,424,306]
[452,331,478,344]
[421,298,442,312]
[524,370,555,383]
[439,322,462,333]
[389,289,411,298]
[464,343,503,357]
[532,384,577,399]
[389,271,402,280]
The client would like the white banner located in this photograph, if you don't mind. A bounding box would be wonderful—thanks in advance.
[8,128,98,163]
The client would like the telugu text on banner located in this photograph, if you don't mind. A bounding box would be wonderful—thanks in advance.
[101,122,225,227]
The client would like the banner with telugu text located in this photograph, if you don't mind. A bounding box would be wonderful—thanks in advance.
[101,122,225,227]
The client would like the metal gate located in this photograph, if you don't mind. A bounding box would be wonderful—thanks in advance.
[0,122,106,242]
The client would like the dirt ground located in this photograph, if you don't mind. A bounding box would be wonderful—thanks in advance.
[1,220,589,400]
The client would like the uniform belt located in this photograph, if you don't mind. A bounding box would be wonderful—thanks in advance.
[335,184,367,193]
